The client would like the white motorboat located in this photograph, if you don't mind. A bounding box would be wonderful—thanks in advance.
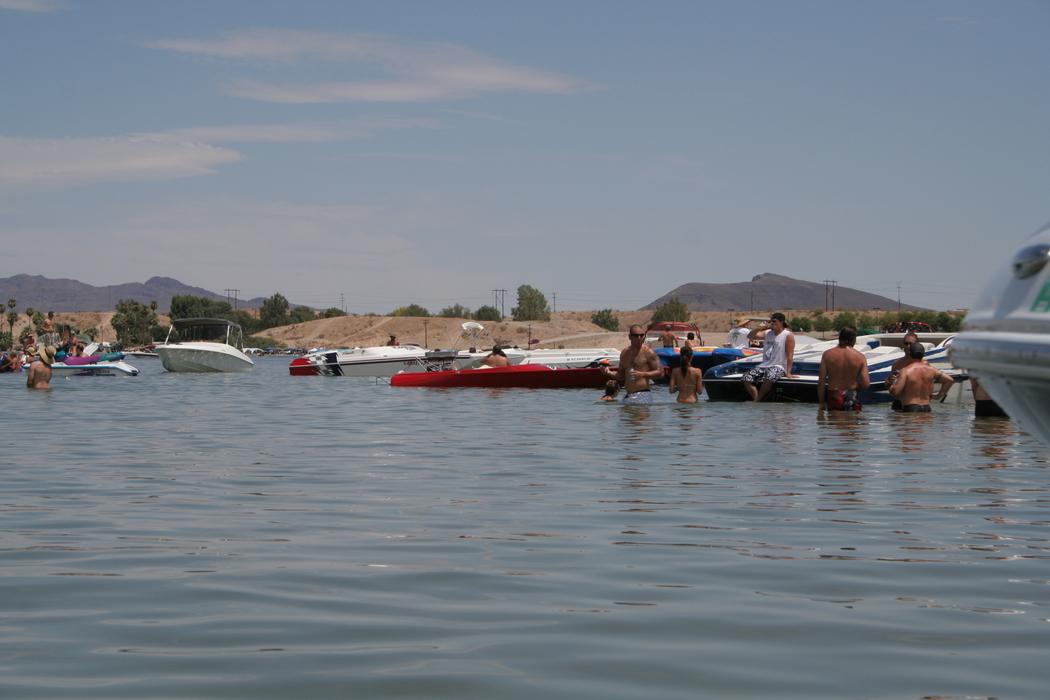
[51,360,140,377]
[290,321,619,377]
[951,221,1050,444]
[155,318,255,373]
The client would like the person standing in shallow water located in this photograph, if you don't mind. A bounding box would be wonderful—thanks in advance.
[26,345,54,389]
[888,343,953,412]
[817,326,870,412]
[601,324,663,404]
[669,346,703,403]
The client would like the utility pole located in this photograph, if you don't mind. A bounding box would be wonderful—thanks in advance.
[423,318,428,348]
[823,280,832,311]
[340,292,345,313]
[750,285,754,313]
[225,288,239,309]
[897,282,902,313]
[830,280,837,312]
[492,289,506,318]
[551,292,556,314]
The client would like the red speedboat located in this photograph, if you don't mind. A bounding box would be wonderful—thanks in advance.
[390,364,607,389]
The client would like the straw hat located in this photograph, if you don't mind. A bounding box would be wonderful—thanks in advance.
[37,345,55,366]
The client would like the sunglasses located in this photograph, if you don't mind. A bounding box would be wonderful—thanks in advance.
[628,332,644,338]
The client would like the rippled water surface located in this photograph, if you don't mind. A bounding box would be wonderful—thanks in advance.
[3,359,1049,698]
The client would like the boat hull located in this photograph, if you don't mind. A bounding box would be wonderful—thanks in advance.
[156,344,254,373]
[391,364,607,388]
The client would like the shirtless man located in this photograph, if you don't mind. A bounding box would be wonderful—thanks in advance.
[481,345,510,367]
[886,332,921,410]
[601,324,663,404]
[888,343,953,412]
[659,328,678,348]
[41,311,58,346]
[817,326,870,411]
[26,345,53,389]
[668,346,703,403]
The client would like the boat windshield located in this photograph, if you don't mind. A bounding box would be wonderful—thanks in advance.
[166,319,244,349]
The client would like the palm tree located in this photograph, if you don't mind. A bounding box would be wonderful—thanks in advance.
[6,298,15,312]
[5,311,16,348]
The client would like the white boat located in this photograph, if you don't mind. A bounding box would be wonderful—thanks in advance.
[51,360,140,377]
[951,221,1050,444]
[155,318,255,373]
[292,321,619,377]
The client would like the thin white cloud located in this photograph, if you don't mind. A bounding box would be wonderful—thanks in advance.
[0,118,434,189]
[147,28,590,103]
[0,135,242,189]
[0,0,64,12]
[161,118,436,143]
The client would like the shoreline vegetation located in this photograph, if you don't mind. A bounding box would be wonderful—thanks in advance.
[2,306,964,352]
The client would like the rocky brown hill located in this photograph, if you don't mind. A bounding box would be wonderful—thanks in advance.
[0,275,278,313]
[645,273,921,312]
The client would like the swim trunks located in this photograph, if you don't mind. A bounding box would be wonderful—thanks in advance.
[974,399,1008,418]
[900,404,931,413]
[622,389,652,405]
[741,365,786,385]
[826,388,861,412]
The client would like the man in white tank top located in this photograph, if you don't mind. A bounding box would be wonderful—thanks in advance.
[742,312,795,401]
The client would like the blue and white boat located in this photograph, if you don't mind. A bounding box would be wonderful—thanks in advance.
[703,334,963,403]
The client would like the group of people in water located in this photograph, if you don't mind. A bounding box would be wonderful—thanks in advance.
[1,311,90,389]
[598,313,1005,417]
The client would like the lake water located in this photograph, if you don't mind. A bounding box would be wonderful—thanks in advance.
[2,358,1049,699]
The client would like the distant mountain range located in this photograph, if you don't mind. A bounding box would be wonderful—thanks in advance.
[0,275,276,313]
[643,273,922,312]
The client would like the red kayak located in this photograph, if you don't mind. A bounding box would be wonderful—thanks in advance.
[391,364,607,389]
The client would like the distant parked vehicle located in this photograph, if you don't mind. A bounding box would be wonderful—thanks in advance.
[881,321,932,334]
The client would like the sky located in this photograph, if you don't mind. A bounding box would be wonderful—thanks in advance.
[1,0,1047,313]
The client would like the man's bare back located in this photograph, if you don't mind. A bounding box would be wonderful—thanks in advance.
[820,346,869,391]
[890,361,952,409]
[817,328,870,410]
[26,361,51,389]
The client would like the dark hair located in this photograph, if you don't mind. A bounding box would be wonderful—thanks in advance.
[492,345,506,357]
[770,312,786,324]
[903,331,918,342]
[909,341,925,359]
[604,380,619,396]
[838,326,857,347]
[679,346,694,374]
[686,332,695,340]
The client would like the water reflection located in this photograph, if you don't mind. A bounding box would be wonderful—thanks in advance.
[887,410,937,453]
[970,416,1018,469]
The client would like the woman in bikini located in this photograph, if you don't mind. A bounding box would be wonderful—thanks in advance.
[668,346,704,403]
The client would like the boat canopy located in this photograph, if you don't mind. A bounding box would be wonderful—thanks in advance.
[165,318,245,349]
